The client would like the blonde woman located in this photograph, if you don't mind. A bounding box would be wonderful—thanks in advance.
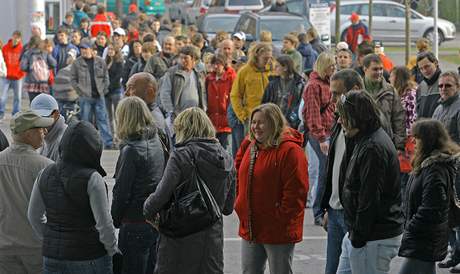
[230,42,273,152]
[235,103,308,274]
[143,107,235,274]
[111,96,165,274]
[302,51,336,225]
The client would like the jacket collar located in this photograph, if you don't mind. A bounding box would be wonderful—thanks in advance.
[439,93,460,106]
[417,151,460,172]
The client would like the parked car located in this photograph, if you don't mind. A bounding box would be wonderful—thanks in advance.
[197,13,241,40]
[234,11,312,49]
[208,0,265,13]
[330,0,456,44]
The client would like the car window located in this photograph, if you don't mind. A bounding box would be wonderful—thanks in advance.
[360,4,386,16]
[209,0,225,6]
[228,0,262,5]
[287,0,305,13]
[235,16,257,37]
[385,4,405,18]
[341,4,360,15]
[260,18,310,41]
[203,17,240,33]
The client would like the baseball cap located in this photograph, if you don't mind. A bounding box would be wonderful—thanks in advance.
[232,32,246,41]
[336,41,349,50]
[10,110,54,134]
[113,27,126,36]
[350,12,360,22]
[79,38,92,49]
[30,93,59,117]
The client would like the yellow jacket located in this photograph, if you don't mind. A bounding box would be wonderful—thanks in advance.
[230,63,271,122]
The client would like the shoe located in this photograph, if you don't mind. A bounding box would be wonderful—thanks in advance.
[450,263,460,273]
[439,259,458,268]
[314,217,323,226]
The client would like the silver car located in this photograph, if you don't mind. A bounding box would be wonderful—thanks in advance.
[330,0,456,44]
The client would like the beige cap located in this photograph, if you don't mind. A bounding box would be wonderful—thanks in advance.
[10,110,54,134]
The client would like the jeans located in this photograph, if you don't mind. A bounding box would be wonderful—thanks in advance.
[325,209,348,274]
[79,96,113,147]
[309,137,328,220]
[0,78,22,118]
[306,141,319,208]
[398,258,436,274]
[216,132,230,150]
[0,254,42,274]
[118,223,158,274]
[105,91,122,135]
[241,239,295,274]
[231,123,245,158]
[337,233,401,274]
[43,254,112,274]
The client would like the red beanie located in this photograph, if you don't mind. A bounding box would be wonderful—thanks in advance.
[350,12,360,22]
[129,4,137,13]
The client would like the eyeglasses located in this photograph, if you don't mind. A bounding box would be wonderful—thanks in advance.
[439,83,453,89]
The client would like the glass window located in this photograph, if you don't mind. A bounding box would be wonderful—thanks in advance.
[287,0,305,13]
[228,0,262,5]
[45,1,60,35]
[385,5,405,18]
[235,16,257,37]
[203,17,240,33]
[341,4,360,15]
[360,4,386,16]
[260,18,310,41]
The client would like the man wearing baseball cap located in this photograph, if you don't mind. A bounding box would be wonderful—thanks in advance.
[232,31,247,58]
[31,93,68,161]
[0,110,54,273]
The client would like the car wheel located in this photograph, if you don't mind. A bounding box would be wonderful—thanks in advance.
[423,28,445,45]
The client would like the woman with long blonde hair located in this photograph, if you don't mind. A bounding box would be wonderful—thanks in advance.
[111,96,165,274]
[302,51,336,225]
[143,107,235,274]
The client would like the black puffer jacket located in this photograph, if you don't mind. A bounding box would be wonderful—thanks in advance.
[341,127,403,248]
[111,127,165,227]
[399,152,459,262]
[143,138,235,274]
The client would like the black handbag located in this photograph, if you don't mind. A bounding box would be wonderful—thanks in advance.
[159,152,222,238]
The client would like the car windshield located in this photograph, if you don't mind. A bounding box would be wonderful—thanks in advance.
[260,18,309,40]
[204,17,240,33]
[228,0,262,5]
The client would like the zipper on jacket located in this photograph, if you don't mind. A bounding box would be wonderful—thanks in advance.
[247,146,258,242]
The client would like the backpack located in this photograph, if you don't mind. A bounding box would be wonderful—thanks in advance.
[31,54,50,82]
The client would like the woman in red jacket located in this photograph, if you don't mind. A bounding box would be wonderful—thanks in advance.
[206,54,236,149]
[235,103,309,274]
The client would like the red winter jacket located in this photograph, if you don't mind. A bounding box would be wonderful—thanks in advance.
[2,40,25,80]
[234,128,309,244]
[90,14,112,38]
[206,67,236,133]
[302,71,335,142]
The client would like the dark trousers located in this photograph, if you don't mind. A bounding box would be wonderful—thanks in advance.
[118,223,158,274]
[309,137,328,220]
[216,132,230,150]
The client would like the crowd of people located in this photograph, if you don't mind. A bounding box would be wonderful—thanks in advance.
[0,0,460,274]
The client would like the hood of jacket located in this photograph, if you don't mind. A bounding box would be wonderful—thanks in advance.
[119,126,158,148]
[281,127,304,147]
[418,151,460,173]
[176,138,233,180]
[58,121,106,176]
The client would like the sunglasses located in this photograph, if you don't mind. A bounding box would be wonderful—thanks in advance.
[439,83,453,89]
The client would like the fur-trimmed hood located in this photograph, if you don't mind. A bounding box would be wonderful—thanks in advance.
[414,151,460,174]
